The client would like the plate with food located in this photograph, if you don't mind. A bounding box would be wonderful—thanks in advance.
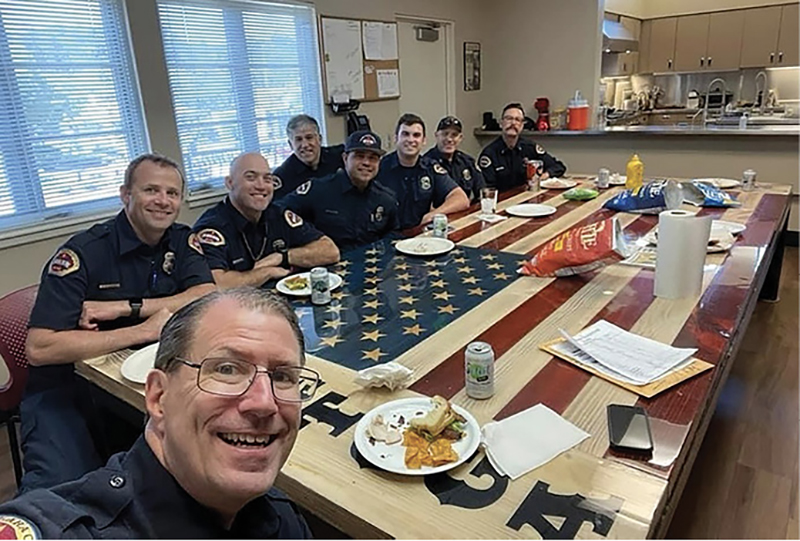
[354,396,481,475]
[643,225,736,253]
[121,342,159,385]
[505,203,557,218]
[712,220,746,235]
[540,178,577,190]
[276,272,343,297]
[395,237,455,257]
[694,178,741,190]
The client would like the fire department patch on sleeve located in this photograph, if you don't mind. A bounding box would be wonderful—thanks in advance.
[272,175,283,190]
[196,228,225,246]
[536,144,546,154]
[284,209,303,228]
[296,181,312,195]
[188,233,204,254]
[47,248,80,277]
[433,163,447,175]
[479,155,491,169]
[0,515,41,539]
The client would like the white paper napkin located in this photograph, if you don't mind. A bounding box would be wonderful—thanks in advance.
[353,362,413,390]
[478,213,508,224]
[481,404,589,480]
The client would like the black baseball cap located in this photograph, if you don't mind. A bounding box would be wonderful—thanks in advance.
[436,116,463,133]
[344,130,385,156]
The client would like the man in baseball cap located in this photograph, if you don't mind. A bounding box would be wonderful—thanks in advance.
[279,130,398,250]
[423,115,485,202]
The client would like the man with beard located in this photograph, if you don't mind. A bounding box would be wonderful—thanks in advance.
[22,154,215,492]
[271,115,344,200]
[193,152,339,288]
[478,103,566,191]
[376,113,469,230]
[280,130,398,250]
[423,115,485,202]
[0,288,316,538]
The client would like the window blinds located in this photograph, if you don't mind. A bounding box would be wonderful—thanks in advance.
[157,0,326,194]
[0,0,148,230]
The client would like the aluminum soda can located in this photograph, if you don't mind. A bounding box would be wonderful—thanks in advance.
[465,341,495,399]
[310,267,331,305]
[526,160,544,191]
[597,167,610,189]
[432,213,448,238]
[742,169,757,192]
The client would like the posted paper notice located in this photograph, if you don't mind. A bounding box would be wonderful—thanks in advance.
[376,69,400,98]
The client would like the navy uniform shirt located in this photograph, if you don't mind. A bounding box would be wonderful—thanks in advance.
[272,144,345,201]
[26,211,213,389]
[193,197,324,272]
[280,170,398,250]
[423,146,485,202]
[478,137,567,191]
[0,436,311,539]
[375,151,460,230]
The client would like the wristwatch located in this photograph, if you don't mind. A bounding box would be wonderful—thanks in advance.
[129,298,143,319]
[280,250,291,269]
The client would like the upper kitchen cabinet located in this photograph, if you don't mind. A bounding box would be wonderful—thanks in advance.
[674,14,710,71]
[740,6,782,68]
[639,20,652,73]
[649,17,677,72]
[777,3,799,66]
[706,10,745,71]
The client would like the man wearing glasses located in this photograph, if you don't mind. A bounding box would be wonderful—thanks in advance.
[423,115,485,202]
[0,288,317,538]
[478,103,567,191]
[193,152,339,288]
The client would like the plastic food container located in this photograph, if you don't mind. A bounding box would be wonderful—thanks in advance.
[567,91,590,131]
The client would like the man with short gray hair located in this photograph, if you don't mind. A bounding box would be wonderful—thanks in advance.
[0,288,316,538]
[272,114,344,200]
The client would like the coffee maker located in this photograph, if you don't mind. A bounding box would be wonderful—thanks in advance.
[534,97,550,131]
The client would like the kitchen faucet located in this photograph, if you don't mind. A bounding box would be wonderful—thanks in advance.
[703,78,728,125]
[754,71,767,114]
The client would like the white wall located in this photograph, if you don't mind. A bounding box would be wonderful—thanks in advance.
[606,0,795,18]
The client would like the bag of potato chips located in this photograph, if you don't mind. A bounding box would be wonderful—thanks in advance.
[683,181,741,207]
[603,179,683,214]
[520,217,628,277]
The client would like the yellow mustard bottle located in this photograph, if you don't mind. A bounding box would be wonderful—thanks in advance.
[626,153,644,190]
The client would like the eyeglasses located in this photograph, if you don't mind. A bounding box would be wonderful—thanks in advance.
[176,358,320,403]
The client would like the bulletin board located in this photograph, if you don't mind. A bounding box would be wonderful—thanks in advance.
[319,16,401,103]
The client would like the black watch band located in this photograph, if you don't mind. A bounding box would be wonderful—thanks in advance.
[280,250,291,269]
[129,298,143,319]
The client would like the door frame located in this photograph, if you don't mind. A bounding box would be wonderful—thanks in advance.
[394,13,457,118]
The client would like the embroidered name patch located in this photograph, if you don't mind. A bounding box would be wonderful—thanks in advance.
[48,248,80,277]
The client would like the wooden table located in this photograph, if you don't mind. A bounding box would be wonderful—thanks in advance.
[77,177,791,539]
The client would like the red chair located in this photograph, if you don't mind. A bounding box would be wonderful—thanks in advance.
[0,285,38,487]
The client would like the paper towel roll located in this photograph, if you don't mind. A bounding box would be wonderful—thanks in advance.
[654,210,712,299]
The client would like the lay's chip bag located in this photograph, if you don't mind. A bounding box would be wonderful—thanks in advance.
[603,179,683,214]
[683,181,741,208]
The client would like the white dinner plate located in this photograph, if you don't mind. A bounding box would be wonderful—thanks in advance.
[713,220,746,235]
[609,174,627,186]
[121,342,159,385]
[505,203,558,218]
[276,272,343,297]
[695,178,741,189]
[353,397,481,476]
[644,227,735,253]
[540,178,577,190]
[395,237,455,256]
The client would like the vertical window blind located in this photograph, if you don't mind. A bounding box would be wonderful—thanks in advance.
[0,0,148,231]
[157,0,326,194]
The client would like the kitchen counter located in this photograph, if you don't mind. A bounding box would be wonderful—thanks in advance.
[474,124,800,137]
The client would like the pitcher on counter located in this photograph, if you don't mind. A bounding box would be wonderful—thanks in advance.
[478,102,567,191]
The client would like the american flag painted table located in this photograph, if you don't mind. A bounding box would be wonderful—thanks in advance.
[78,177,791,539]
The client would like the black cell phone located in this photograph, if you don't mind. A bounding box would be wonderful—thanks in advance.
[607,404,653,452]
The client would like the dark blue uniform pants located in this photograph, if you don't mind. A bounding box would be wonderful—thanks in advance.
[19,372,103,494]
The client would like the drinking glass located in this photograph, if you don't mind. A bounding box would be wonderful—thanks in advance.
[480,187,497,215]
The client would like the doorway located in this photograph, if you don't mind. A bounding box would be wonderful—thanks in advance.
[396,17,455,152]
